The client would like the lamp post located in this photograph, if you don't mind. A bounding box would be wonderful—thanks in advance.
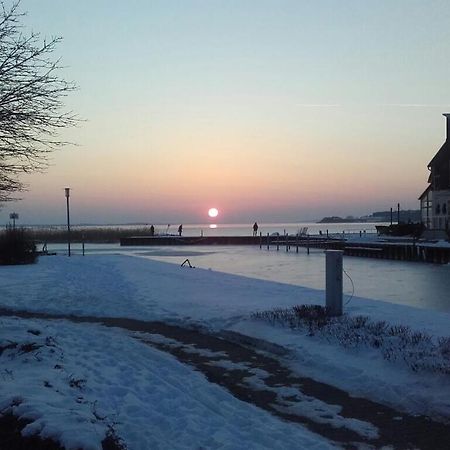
[65,187,71,257]
[9,212,18,229]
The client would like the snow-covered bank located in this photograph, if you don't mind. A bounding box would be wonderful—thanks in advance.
[0,254,450,448]
[0,317,331,450]
[2,253,449,335]
[47,242,450,312]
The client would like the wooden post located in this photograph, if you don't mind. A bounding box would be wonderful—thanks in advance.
[307,234,310,255]
[267,233,270,250]
[259,232,262,249]
[277,234,279,251]
[296,234,299,253]
[286,234,289,252]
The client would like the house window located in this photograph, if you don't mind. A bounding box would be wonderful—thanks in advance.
[443,203,448,215]
[436,203,441,215]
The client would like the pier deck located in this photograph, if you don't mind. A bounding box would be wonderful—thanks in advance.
[120,235,265,246]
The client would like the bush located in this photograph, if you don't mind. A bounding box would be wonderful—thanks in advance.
[0,227,37,265]
[252,305,450,375]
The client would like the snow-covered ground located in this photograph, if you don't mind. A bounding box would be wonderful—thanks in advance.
[0,317,331,450]
[0,253,450,449]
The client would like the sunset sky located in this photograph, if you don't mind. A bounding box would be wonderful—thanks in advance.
[2,0,450,225]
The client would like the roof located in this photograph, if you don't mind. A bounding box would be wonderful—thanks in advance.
[418,184,432,200]
[428,140,450,168]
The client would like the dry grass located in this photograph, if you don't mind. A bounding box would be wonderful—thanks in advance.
[252,305,450,375]
[11,226,156,244]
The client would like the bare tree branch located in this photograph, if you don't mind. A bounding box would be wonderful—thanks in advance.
[0,0,78,202]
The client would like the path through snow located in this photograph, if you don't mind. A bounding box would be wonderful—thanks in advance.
[1,307,449,449]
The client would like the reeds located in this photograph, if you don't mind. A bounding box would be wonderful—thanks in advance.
[8,226,157,244]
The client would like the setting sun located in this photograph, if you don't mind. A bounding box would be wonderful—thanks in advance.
[208,208,219,218]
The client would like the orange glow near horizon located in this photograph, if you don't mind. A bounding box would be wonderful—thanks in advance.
[15,113,427,224]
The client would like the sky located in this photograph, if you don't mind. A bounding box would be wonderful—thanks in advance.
[2,0,450,225]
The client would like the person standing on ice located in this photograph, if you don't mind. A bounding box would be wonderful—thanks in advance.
[178,224,183,236]
[253,222,258,236]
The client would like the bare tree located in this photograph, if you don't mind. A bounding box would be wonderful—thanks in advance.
[0,1,77,202]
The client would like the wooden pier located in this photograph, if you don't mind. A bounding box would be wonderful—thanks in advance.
[120,235,265,246]
[343,242,450,264]
[120,234,450,264]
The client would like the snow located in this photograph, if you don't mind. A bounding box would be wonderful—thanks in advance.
[0,317,332,450]
[0,253,450,448]
[230,319,450,421]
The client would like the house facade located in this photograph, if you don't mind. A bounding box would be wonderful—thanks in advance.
[419,114,450,230]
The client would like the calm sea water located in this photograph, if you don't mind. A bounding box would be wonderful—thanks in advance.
[38,221,385,237]
[45,221,450,314]
[165,222,383,237]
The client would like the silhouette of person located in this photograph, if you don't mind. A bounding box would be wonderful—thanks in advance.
[150,225,155,236]
[178,224,183,236]
[253,222,258,236]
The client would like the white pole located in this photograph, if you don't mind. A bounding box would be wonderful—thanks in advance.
[325,250,343,316]
[65,187,71,257]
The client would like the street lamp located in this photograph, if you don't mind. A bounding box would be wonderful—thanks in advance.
[9,212,18,229]
[65,187,71,257]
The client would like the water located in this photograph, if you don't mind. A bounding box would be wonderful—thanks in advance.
[28,222,386,237]
[136,246,450,313]
[169,222,383,237]
[46,240,450,314]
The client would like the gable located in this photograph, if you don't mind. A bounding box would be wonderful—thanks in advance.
[428,141,450,169]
